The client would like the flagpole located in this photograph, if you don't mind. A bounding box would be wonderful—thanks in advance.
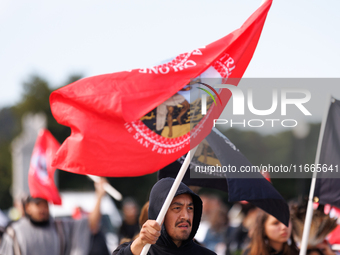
[87,175,123,201]
[140,146,198,255]
[299,95,333,255]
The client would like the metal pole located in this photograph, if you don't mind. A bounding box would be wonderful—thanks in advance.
[299,96,333,255]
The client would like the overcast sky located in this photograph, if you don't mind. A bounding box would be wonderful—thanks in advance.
[1,0,339,118]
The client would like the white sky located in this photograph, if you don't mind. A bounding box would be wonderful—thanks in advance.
[1,0,339,110]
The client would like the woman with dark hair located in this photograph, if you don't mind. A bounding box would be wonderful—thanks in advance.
[243,209,299,255]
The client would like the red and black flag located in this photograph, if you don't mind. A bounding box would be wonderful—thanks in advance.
[28,129,62,205]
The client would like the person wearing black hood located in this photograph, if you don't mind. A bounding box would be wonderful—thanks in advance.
[112,177,216,255]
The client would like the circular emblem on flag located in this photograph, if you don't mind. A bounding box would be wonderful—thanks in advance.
[124,51,235,157]
[30,150,50,185]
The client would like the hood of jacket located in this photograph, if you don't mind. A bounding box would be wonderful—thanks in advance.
[148,177,202,249]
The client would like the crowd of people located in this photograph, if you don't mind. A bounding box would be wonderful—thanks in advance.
[0,178,110,255]
[0,178,338,255]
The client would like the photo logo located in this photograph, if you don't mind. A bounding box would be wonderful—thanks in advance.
[198,83,222,115]
[198,84,312,128]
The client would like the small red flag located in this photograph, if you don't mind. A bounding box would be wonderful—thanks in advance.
[50,1,272,177]
[28,129,62,205]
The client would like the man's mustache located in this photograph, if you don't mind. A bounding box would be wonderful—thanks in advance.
[175,220,191,227]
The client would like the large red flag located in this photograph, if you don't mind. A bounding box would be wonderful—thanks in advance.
[50,0,272,177]
[28,129,62,205]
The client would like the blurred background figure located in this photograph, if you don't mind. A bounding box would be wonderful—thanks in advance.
[195,193,222,243]
[242,209,299,255]
[0,177,107,255]
[71,205,110,255]
[227,202,260,255]
[118,197,140,243]
[119,200,150,245]
[202,203,229,255]
[226,202,245,254]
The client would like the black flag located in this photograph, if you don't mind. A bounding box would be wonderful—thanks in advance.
[159,127,289,226]
[315,98,340,208]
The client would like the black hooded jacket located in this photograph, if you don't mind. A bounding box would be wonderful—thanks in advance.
[112,178,216,255]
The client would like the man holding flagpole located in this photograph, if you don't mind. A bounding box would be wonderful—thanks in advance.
[113,178,216,255]
[0,178,107,255]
